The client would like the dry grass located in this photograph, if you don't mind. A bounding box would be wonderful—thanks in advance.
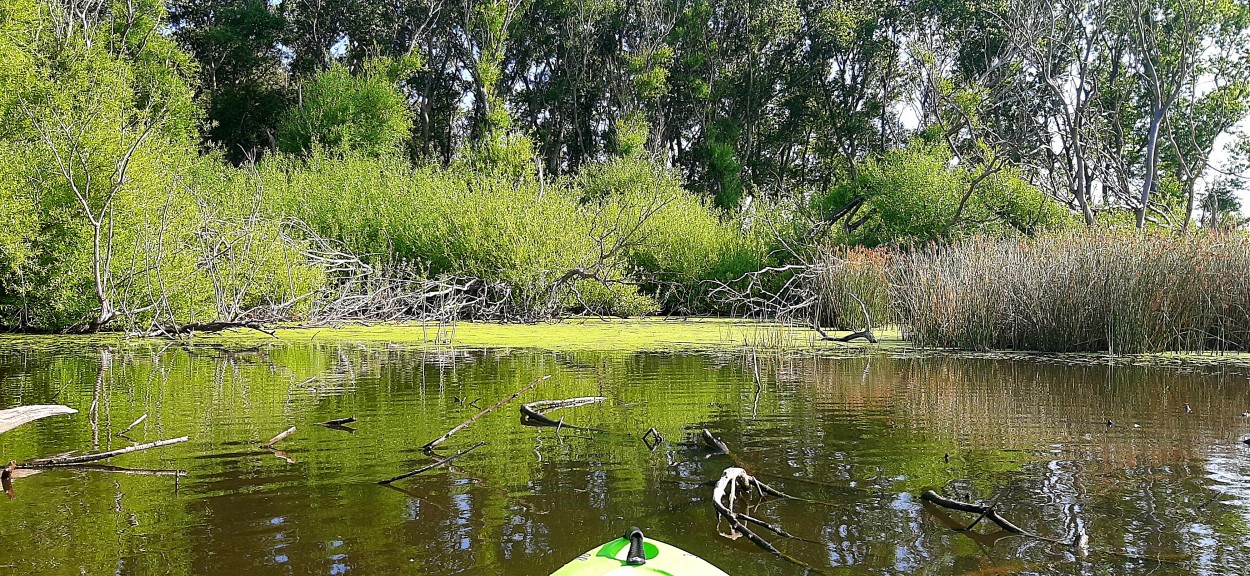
[812,245,894,330]
[891,230,1250,353]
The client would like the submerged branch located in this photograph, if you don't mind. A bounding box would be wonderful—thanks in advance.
[378,442,487,485]
[422,375,550,453]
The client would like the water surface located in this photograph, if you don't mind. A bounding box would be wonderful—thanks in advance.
[2,339,1249,575]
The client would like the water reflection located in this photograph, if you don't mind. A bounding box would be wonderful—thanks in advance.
[0,340,1249,575]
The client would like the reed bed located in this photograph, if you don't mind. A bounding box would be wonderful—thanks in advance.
[891,231,1250,353]
[812,245,894,330]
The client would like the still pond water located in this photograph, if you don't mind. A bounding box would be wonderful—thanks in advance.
[2,338,1250,575]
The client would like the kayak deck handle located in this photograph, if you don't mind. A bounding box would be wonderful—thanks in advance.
[625,527,646,566]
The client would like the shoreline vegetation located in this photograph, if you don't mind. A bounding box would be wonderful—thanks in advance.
[6,319,1250,373]
[3,1,1250,357]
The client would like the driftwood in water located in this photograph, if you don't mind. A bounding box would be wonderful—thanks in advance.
[21,436,189,467]
[701,429,730,454]
[317,416,356,427]
[262,426,297,448]
[422,375,550,453]
[920,489,1033,536]
[116,414,147,437]
[520,396,606,431]
[642,427,663,451]
[920,489,1090,548]
[709,466,843,576]
[712,467,782,554]
[316,416,357,433]
[378,442,487,485]
[0,405,78,435]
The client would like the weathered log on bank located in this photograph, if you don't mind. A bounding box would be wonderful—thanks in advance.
[0,405,78,435]
[145,321,276,338]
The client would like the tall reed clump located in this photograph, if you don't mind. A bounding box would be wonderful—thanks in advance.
[812,245,893,330]
[892,230,1250,353]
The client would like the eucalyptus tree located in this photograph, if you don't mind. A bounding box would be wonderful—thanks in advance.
[169,0,287,162]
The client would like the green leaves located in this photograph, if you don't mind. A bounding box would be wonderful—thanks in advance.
[276,61,413,157]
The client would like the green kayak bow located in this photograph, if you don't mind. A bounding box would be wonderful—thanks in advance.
[551,528,730,576]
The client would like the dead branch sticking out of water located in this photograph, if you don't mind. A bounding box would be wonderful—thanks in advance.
[21,436,189,467]
[2,462,14,499]
[262,426,297,448]
[642,427,663,451]
[0,405,78,435]
[520,397,606,431]
[422,375,551,453]
[701,429,730,455]
[711,467,834,573]
[378,442,487,485]
[317,416,356,427]
[920,489,1034,537]
[713,467,782,553]
[116,414,147,437]
[918,489,1093,549]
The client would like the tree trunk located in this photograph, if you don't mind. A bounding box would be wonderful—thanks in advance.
[1137,106,1165,230]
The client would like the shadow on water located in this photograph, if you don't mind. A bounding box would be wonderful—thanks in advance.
[1,341,1249,575]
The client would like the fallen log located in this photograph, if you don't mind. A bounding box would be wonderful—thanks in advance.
[378,442,487,485]
[523,397,607,413]
[422,375,550,453]
[37,464,185,477]
[147,321,276,338]
[262,426,297,448]
[0,405,78,435]
[21,436,189,467]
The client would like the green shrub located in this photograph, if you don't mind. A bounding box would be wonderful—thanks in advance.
[277,60,413,157]
[816,143,1072,246]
